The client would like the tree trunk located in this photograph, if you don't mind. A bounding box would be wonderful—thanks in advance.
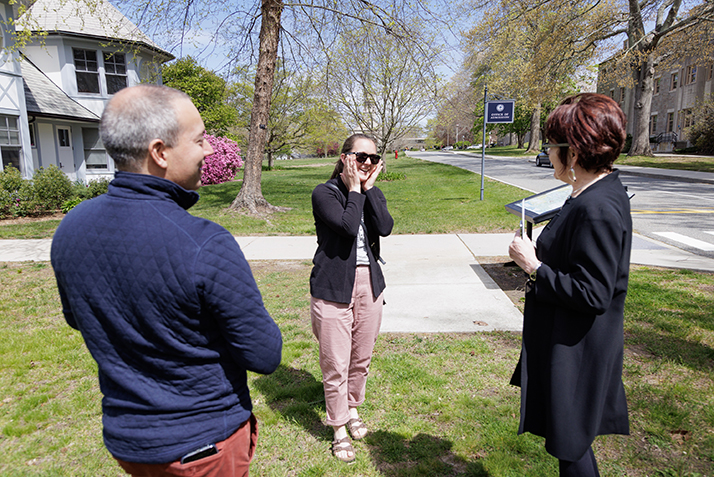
[526,103,541,153]
[517,133,525,149]
[230,0,284,214]
[628,54,655,157]
[267,150,274,169]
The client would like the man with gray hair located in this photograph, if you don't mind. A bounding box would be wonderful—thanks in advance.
[51,84,282,476]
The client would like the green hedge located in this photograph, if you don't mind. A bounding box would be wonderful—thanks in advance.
[0,166,109,218]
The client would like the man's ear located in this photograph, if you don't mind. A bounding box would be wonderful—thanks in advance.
[148,138,168,170]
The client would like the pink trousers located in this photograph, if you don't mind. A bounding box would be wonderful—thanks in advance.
[311,266,383,427]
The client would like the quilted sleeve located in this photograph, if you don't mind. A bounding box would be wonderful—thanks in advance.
[195,231,282,375]
[55,279,78,330]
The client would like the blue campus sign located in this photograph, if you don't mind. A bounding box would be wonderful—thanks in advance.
[486,101,515,123]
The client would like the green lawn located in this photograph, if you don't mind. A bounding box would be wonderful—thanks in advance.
[1,261,712,476]
[0,155,526,239]
[1,152,713,475]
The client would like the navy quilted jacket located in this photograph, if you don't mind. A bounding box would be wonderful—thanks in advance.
[51,171,282,464]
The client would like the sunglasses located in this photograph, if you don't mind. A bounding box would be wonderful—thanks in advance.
[347,151,381,164]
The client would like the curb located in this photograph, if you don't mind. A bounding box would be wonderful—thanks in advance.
[618,168,714,184]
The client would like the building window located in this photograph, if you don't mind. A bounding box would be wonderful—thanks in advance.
[609,89,615,99]
[104,52,127,94]
[82,128,107,170]
[0,115,21,170]
[685,65,697,85]
[649,115,658,135]
[74,48,100,94]
[619,88,625,103]
[666,112,675,133]
[708,65,713,81]
[670,72,679,90]
[682,109,694,128]
[654,77,661,95]
[58,128,71,147]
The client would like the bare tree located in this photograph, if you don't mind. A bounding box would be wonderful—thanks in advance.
[601,1,714,156]
[464,0,611,152]
[324,22,439,157]
[17,0,456,213]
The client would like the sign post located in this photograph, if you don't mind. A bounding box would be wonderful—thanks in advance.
[480,91,515,200]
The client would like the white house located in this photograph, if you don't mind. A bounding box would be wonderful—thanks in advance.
[0,0,173,182]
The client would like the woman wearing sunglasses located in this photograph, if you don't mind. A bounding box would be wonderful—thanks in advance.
[508,93,631,476]
[309,133,393,463]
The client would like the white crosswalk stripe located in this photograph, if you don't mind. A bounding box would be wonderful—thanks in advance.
[654,232,714,251]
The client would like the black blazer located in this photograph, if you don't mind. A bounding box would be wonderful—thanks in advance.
[511,171,632,461]
[310,176,393,304]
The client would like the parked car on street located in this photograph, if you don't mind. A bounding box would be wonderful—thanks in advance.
[535,147,552,167]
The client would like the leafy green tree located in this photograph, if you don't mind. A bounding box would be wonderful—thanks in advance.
[498,103,534,149]
[162,57,238,137]
[600,1,714,156]
[230,64,346,167]
[305,102,349,158]
[465,0,609,152]
[687,95,714,155]
[24,0,453,214]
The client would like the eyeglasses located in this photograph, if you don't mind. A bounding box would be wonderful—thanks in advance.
[347,151,381,164]
[543,143,569,151]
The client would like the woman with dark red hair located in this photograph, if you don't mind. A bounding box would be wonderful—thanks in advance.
[508,93,632,476]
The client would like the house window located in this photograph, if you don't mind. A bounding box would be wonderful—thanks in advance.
[0,115,21,170]
[685,65,697,85]
[82,128,107,170]
[619,88,625,103]
[58,128,71,147]
[609,89,615,99]
[654,77,661,95]
[670,72,679,90]
[649,115,658,135]
[74,48,100,94]
[104,52,127,94]
[666,112,675,133]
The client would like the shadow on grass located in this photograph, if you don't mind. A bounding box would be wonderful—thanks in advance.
[254,366,490,475]
[364,430,489,477]
[625,326,714,371]
[253,365,329,440]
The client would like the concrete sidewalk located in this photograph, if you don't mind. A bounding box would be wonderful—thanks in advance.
[3,232,714,333]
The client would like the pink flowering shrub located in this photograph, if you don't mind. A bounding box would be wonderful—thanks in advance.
[201,134,243,185]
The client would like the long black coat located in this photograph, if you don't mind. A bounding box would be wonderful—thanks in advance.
[511,171,632,461]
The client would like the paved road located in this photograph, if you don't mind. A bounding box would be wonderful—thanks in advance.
[409,150,714,259]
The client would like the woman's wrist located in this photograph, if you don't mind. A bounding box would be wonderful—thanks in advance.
[527,261,542,275]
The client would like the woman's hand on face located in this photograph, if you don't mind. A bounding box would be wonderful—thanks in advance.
[508,231,541,274]
[340,154,362,193]
[362,160,384,191]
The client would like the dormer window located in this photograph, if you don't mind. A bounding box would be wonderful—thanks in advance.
[74,48,100,93]
[73,48,128,95]
[104,52,127,94]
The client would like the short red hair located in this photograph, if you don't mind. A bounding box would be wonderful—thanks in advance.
[545,93,626,173]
